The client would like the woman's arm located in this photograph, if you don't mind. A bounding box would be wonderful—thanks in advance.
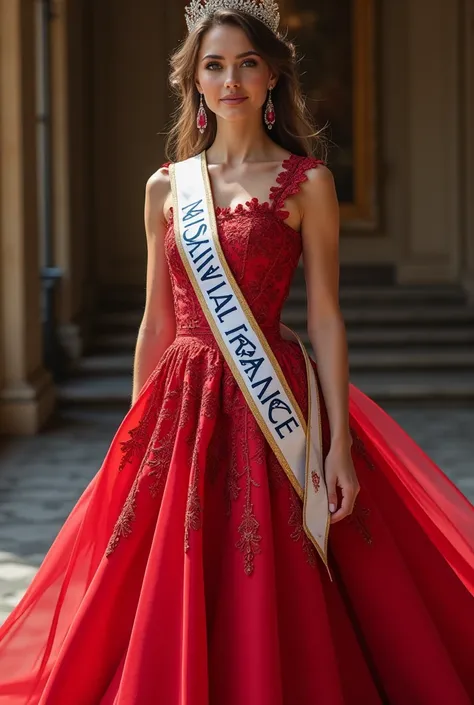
[299,165,359,523]
[131,167,176,405]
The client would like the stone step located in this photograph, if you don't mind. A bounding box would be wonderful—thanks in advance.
[58,369,474,406]
[77,353,134,374]
[283,306,474,326]
[58,375,132,406]
[346,327,474,345]
[95,310,142,330]
[348,348,474,370]
[350,370,474,401]
[93,332,136,351]
[288,284,467,307]
[293,328,474,347]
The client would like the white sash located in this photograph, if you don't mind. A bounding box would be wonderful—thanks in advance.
[170,152,330,572]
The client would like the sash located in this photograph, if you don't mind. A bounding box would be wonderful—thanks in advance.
[170,152,330,572]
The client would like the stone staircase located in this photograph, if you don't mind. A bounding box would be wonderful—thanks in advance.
[58,279,474,406]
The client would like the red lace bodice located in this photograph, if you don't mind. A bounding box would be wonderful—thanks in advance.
[165,154,324,336]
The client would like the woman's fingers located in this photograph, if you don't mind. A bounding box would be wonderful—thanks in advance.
[330,480,360,524]
[326,476,338,515]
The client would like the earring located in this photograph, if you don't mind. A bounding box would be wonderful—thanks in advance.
[196,94,208,134]
[264,88,276,130]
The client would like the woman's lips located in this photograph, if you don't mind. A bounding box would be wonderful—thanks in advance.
[220,96,248,105]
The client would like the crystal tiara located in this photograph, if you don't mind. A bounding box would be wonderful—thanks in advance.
[184,0,281,36]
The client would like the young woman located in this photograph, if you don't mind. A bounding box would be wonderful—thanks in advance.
[1,2,474,703]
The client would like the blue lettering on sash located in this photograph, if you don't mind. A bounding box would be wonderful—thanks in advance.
[240,357,264,382]
[183,222,207,243]
[258,389,281,405]
[188,240,210,258]
[183,200,205,221]
[196,255,214,273]
[226,324,248,336]
[194,247,213,264]
[217,307,237,323]
[250,376,300,434]
[229,333,256,358]
[269,398,292,423]
[200,264,221,281]
[275,417,299,439]
[206,281,226,295]
[226,324,256,358]
[182,200,207,242]
[251,375,277,401]
[179,198,300,438]
[210,294,234,314]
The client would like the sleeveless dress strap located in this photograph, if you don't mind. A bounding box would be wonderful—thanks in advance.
[269,155,325,219]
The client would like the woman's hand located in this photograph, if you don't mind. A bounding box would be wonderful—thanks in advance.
[324,442,360,524]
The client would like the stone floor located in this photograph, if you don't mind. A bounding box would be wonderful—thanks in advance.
[0,403,473,625]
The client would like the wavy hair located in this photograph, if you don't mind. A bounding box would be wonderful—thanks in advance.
[166,9,325,162]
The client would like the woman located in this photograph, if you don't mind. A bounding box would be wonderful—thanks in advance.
[1,2,474,703]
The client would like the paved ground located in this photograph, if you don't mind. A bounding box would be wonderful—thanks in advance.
[0,403,473,625]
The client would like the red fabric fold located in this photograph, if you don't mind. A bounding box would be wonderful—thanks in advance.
[349,385,474,592]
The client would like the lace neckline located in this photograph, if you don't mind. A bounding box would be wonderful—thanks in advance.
[213,153,299,218]
[166,153,324,233]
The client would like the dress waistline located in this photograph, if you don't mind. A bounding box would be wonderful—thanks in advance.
[176,324,282,340]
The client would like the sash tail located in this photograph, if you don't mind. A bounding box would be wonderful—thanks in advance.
[281,325,331,574]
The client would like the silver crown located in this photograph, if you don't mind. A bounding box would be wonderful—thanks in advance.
[185,0,280,35]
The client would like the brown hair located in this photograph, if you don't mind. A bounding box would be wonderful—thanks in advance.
[166,9,324,162]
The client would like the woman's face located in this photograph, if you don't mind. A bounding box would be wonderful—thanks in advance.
[195,24,276,124]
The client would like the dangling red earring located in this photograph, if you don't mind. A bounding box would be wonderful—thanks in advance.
[197,94,208,134]
[264,88,276,130]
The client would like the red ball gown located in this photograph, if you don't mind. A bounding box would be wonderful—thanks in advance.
[0,155,474,705]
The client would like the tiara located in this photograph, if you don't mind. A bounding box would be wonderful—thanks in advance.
[185,0,281,36]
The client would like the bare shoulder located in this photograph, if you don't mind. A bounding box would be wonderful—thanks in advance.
[299,164,339,225]
[300,163,336,202]
[297,164,339,247]
[145,165,172,225]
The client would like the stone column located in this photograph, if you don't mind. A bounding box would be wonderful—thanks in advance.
[50,0,95,361]
[50,0,80,361]
[0,0,56,434]
[397,0,462,284]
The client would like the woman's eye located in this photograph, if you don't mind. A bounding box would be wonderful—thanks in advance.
[204,59,257,70]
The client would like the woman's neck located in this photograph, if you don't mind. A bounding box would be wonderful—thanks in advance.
[206,117,283,166]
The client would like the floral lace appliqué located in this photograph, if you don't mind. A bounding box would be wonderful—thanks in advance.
[288,489,318,568]
[351,430,376,471]
[118,378,162,471]
[185,479,203,552]
[348,503,373,545]
[106,475,140,556]
[223,402,263,575]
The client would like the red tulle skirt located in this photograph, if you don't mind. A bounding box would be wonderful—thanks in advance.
[0,335,473,704]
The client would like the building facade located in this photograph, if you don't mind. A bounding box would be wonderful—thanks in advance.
[1,0,474,433]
